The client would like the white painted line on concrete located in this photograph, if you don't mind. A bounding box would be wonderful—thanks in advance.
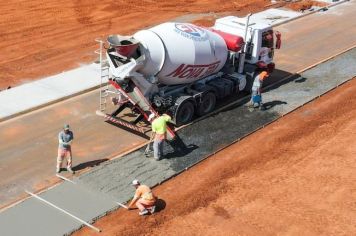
[115,201,128,209]
[25,190,101,233]
[57,173,129,209]
[56,174,76,184]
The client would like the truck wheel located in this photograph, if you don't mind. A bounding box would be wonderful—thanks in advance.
[175,100,195,126]
[196,92,216,116]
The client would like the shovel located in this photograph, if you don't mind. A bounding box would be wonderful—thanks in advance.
[144,133,154,157]
[144,142,152,157]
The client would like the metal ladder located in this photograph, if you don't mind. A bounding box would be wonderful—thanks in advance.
[95,39,110,112]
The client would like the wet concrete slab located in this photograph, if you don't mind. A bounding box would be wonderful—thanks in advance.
[40,182,117,222]
[263,48,356,115]
[0,181,118,236]
[0,196,79,236]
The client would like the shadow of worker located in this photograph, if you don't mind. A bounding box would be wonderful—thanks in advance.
[165,134,199,159]
[154,198,166,213]
[263,100,287,110]
[72,158,108,172]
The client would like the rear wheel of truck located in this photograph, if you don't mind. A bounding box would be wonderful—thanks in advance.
[196,92,216,117]
[174,98,195,126]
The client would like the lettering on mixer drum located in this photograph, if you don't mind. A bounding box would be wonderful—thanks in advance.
[166,61,221,79]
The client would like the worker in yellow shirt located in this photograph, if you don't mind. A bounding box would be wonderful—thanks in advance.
[148,113,172,161]
[127,179,156,216]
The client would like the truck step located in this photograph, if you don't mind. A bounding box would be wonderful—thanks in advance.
[95,110,146,134]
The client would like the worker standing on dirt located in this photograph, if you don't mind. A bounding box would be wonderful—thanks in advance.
[148,113,172,161]
[56,124,75,174]
[250,70,269,109]
[127,179,156,216]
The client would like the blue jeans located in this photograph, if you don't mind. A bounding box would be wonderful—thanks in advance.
[250,90,262,108]
[153,139,164,160]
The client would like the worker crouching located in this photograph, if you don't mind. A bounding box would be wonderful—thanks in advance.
[127,180,156,216]
[250,71,269,109]
[148,113,172,161]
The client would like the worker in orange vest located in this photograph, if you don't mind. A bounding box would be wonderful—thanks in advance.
[250,71,269,109]
[127,179,157,216]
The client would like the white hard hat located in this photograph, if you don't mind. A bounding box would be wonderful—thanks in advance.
[132,179,140,186]
[148,113,155,122]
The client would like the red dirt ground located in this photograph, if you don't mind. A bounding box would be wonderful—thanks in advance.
[74,78,356,236]
[0,0,323,90]
[286,0,327,12]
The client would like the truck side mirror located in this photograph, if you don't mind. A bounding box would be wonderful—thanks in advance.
[275,31,281,49]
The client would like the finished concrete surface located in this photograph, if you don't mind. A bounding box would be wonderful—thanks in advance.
[275,0,356,73]
[0,47,354,236]
[0,64,101,120]
[1,1,355,209]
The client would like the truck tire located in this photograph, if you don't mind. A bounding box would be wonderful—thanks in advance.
[196,92,216,117]
[174,98,195,126]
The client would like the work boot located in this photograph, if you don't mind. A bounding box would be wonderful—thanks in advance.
[144,152,153,158]
[139,209,149,216]
[149,205,156,214]
[253,102,260,108]
[67,167,75,174]
[259,104,265,111]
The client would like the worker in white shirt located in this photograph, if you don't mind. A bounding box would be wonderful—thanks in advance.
[56,124,74,174]
[250,71,269,109]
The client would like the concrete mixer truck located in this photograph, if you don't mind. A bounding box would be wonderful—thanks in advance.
[96,13,281,137]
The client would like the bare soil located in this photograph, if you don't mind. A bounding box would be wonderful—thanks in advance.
[286,0,327,12]
[0,0,323,90]
[74,78,356,236]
